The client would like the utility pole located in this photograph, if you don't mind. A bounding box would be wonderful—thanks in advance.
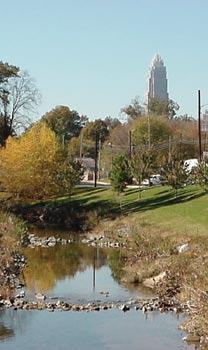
[94,131,99,188]
[198,90,202,162]
[129,130,132,159]
[79,130,83,158]
[147,114,151,150]
[168,135,172,163]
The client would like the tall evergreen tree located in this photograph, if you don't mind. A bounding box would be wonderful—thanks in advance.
[110,155,132,194]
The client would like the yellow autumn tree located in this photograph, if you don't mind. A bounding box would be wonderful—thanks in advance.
[0,122,64,199]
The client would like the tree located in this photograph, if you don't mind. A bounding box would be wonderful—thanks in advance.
[104,116,121,129]
[67,136,81,158]
[83,119,109,143]
[131,115,171,146]
[110,155,132,194]
[169,117,198,160]
[193,160,208,191]
[41,105,88,143]
[0,70,41,145]
[0,61,19,84]
[121,96,145,120]
[162,157,188,197]
[0,61,19,145]
[56,159,84,195]
[130,147,157,197]
[107,123,129,157]
[148,98,179,119]
[76,119,110,159]
[0,122,82,199]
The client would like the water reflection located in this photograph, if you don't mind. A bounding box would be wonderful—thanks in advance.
[0,322,14,340]
[23,243,109,293]
[22,238,153,304]
[0,227,198,350]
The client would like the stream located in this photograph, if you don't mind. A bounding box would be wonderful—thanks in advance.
[0,228,198,350]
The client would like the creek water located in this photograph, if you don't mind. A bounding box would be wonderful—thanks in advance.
[0,229,197,350]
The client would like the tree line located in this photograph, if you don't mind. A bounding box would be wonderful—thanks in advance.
[0,60,207,200]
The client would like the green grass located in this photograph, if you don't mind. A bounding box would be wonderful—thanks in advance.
[24,184,208,235]
[13,183,207,238]
[66,185,208,235]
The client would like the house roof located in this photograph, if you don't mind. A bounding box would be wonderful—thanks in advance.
[76,157,95,169]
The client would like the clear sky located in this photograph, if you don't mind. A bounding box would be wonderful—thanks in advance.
[1,0,208,121]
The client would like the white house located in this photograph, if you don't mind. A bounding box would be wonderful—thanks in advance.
[76,157,95,181]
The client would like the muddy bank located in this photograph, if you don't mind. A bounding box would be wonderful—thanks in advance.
[0,212,27,298]
[7,202,86,230]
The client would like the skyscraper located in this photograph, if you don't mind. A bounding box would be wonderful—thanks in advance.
[146,54,169,110]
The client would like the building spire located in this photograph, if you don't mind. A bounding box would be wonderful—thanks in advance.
[146,54,169,109]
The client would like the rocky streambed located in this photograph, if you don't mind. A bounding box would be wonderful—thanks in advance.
[0,290,187,314]
[22,232,126,248]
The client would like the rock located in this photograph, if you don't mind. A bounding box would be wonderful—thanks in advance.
[177,243,189,253]
[15,290,25,298]
[35,293,46,300]
[183,334,200,344]
[4,299,13,308]
[119,304,130,312]
[100,291,109,296]
[143,272,166,289]
[101,305,109,310]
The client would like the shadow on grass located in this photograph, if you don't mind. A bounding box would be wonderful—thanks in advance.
[11,186,207,229]
[46,186,207,218]
[67,186,207,219]
[120,187,207,215]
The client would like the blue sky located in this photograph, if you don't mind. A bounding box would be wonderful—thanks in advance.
[1,0,208,121]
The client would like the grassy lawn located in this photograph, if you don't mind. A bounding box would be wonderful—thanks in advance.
[61,185,208,236]
[18,184,208,236]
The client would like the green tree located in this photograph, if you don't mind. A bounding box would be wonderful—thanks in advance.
[0,61,19,84]
[56,159,84,195]
[76,119,110,159]
[130,147,157,197]
[193,160,208,191]
[83,119,109,143]
[121,96,145,120]
[41,105,88,143]
[148,98,179,119]
[131,115,171,146]
[110,155,132,194]
[103,116,121,129]
[162,157,188,197]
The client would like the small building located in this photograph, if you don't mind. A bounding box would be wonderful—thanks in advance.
[76,157,95,181]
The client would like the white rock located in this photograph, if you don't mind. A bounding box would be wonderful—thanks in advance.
[177,243,189,253]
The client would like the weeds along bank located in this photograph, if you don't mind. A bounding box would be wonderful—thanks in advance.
[0,212,27,297]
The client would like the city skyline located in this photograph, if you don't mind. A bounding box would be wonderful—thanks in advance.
[1,1,208,122]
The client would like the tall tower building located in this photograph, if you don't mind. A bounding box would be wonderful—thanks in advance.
[146,54,169,110]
